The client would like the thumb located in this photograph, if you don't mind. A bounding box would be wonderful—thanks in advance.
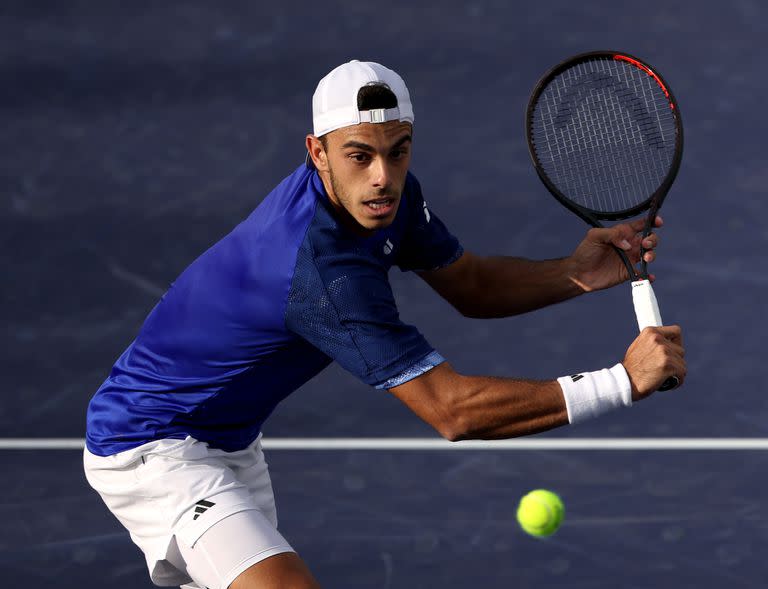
[589,226,632,251]
[607,224,634,251]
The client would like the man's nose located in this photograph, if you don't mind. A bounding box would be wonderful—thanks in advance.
[370,157,392,189]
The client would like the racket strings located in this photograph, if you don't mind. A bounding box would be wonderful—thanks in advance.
[531,57,678,214]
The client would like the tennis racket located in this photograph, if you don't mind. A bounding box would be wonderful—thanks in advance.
[525,51,683,391]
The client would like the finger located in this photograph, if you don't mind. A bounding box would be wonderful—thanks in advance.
[627,215,664,234]
[660,356,686,389]
[666,341,685,358]
[657,325,683,345]
[588,227,633,254]
[667,359,686,388]
[643,250,655,264]
[607,224,636,251]
[643,325,682,343]
[626,218,648,234]
[641,234,659,250]
[628,232,659,255]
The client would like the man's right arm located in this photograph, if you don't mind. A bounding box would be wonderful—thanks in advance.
[388,362,569,441]
[389,325,686,441]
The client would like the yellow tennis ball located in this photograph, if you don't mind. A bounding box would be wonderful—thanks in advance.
[516,489,564,537]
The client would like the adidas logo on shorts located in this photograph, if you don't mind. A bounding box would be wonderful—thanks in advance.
[193,499,216,520]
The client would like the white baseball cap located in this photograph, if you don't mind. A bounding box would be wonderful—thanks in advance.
[311,60,414,137]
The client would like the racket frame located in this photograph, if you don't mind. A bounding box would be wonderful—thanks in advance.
[525,50,684,281]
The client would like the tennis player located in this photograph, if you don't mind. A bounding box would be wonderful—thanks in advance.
[84,60,686,589]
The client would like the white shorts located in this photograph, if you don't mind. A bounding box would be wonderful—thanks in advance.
[83,435,294,588]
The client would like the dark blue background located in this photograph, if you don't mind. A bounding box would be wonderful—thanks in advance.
[2,1,766,587]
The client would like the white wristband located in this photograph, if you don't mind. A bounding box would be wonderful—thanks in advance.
[557,364,632,424]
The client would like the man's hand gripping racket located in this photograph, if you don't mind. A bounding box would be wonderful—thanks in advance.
[526,51,683,392]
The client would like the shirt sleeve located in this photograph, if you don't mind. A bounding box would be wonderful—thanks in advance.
[395,173,464,273]
[285,235,445,389]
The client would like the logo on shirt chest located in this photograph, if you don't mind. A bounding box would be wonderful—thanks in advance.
[383,239,394,255]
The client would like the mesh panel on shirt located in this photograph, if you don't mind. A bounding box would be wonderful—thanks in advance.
[286,233,435,388]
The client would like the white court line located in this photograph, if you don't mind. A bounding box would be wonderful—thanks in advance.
[2,438,768,450]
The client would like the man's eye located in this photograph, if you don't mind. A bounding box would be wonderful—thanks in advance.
[391,149,407,159]
[349,153,370,163]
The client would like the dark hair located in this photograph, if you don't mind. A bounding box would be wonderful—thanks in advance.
[357,83,398,110]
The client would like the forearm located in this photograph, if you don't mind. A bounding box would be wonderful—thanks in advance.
[392,361,636,441]
[447,374,569,440]
[391,364,569,441]
[461,255,584,318]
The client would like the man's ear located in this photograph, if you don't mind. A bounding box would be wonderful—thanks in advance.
[305,135,329,171]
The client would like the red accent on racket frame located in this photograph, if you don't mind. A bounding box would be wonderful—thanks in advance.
[613,54,674,109]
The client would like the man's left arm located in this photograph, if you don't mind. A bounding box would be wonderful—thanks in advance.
[418,216,662,319]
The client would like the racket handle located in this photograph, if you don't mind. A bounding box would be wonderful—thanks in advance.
[631,280,678,391]
[631,279,662,330]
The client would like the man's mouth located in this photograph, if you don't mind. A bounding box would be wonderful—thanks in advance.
[363,197,396,214]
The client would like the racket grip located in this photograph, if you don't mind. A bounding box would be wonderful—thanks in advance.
[631,279,678,391]
[631,279,662,329]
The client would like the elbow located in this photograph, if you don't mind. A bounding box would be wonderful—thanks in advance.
[442,429,470,443]
[438,427,466,443]
[457,306,481,319]
[439,289,482,318]
[435,413,474,442]
[452,298,498,319]
[453,301,485,320]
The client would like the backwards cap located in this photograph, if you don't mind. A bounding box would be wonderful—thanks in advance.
[311,60,414,137]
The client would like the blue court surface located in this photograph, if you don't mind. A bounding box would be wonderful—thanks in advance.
[3,2,767,587]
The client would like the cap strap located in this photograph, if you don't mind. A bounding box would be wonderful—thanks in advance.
[359,107,401,124]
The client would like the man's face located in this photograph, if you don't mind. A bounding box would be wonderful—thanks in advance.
[307,121,412,235]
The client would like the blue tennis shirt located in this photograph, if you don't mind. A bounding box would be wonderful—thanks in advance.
[86,164,463,456]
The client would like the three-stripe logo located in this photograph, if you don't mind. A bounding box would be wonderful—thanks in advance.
[193,499,215,520]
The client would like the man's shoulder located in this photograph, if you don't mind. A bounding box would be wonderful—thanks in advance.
[176,164,322,287]
[258,163,318,216]
[237,164,321,238]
